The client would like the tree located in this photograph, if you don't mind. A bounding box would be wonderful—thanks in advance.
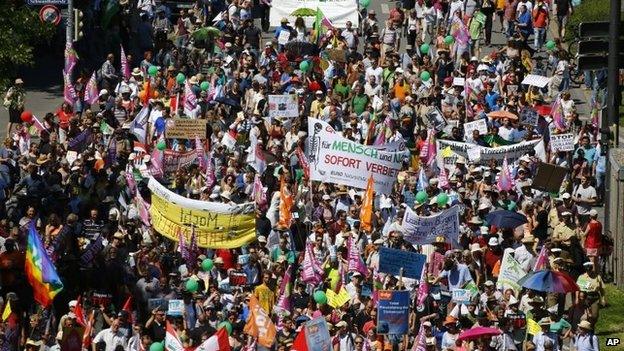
[0,1,55,90]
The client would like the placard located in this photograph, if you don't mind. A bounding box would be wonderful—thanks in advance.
[277,30,291,45]
[532,162,568,193]
[550,133,575,152]
[377,290,410,335]
[166,119,207,139]
[424,107,447,131]
[378,247,426,279]
[496,251,526,293]
[304,318,332,351]
[167,299,184,316]
[451,289,473,304]
[148,298,167,311]
[163,150,199,172]
[269,0,359,28]
[520,107,539,126]
[521,74,551,88]
[268,95,299,119]
[229,271,248,286]
[467,146,481,162]
[326,287,351,308]
[402,206,461,246]
[437,138,546,166]
[463,119,488,140]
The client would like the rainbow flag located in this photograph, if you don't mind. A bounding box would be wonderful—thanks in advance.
[25,223,63,307]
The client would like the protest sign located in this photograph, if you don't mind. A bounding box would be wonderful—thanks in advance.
[453,77,465,86]
[377,290,410,335]
[277,30,290,45]
[463,119,488,140]
[268,94,299,119]
[326,287,351,308]
[80,235,104,267]
[424,107,447,131]
[269,0,359,27]
[437,138,546,166]
[167,300,184,316]
[402,206,460,246]
[148,177,256,249]
[521,74,551,88]
[308,118,403,193]
[496,251,526,293]
[532,162,568,193]
[163,150,199,173]
[229,271,248,286]
[467,146,481,162]
[451,289,473,304]
[148,298,167,311]
[549,133,575,152]
[520,107,539,126]
[304,318,332,351]
[378,247,426,279]
[166,119,207,139]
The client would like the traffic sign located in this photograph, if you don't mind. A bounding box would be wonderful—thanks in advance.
[27,0,68,5]
[39,5,61,26]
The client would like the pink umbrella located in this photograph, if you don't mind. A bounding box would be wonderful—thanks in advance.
[458,326,502,341]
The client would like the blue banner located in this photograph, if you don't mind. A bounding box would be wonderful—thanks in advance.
[377,290,410,335]
[378,247,426,279]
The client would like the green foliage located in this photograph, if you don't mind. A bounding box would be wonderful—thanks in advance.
[565,0,609,41]
[596,285,624,345]
[0,2,55,90]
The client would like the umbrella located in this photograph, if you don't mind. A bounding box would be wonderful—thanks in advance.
[192,27,221,41]
[458,327,501,341]
[485,210,528,229]
[291,7,317,16]
[519,269,579,293]
[487,110,518,120]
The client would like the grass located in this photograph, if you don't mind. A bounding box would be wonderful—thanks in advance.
[595,284,624,349]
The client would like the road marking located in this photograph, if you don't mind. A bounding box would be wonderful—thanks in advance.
[381,3,389,14]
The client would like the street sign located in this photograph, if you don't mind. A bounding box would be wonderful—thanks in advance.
[27,0,68,5]
[39,5,61,25]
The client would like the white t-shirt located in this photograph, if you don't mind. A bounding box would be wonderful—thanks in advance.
[572,184,596,215]
[93,328,128,351]
[365,66,383,84]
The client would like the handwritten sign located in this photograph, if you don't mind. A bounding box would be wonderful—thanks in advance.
[463,119,488,140]
[402,206,460,246]
[168,299,184,316]
[268,94,298,119]
[550,133,575,152]
[166,119,207,139]
[379,247,426,279]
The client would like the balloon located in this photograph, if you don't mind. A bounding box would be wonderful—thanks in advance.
[437,193,449,207]
[299,60,310,72]
[200,81,210,91]
[313,290,327,304]
[150,342,164,351]
[148,65,159,77]
[176,73,186,84]
[20,110,33,123]
[359,0,371,8]
[420,43,430,55]
[415,191,428,204]
[154,118,166,133]
[201,258,214,271]
[546,40,556,50]
[156,140,166,151]
[444,35,454,45]
[420,71,431,81]
[185,279,199,293]
[218,321,233,335]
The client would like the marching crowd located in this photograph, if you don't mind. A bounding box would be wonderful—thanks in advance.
[0,0,612,349]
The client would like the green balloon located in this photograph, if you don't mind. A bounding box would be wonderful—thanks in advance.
[218,321,233,335]
[299,60,310,73]
[148,65,159,77]
[176,73,186,84]
[156,140,166,151]
[420,43,430,55]
[444,35,454,45]
[546,40,556,50]
[437,193,449,207]
[200,81,210,91]
[415,190,428,204]
[420,71,431,81]
[201,258,214,271]
[150,342,164,351]
[313,290,327,304]
[185,279,199,293]
[360,0,371,8]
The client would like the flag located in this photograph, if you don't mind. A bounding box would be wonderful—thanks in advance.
[205,152,216,190]
[63,69,77,105]
[74,296,86,326]
[25,223,63,307]
[195,137,206,172]
[438,165,449,190]
[120,45,130,81]
[373,116,392,146]
[84,71,99,105]
[244,295,277,348]
[533,246,549,271]
[277,175,293,228]
[590,99,600,129]
[497,156,513,191]
[82,310,95,349]
[31,115,46,133]
[426,130,437,166]
[149,147,164,178]
[64,41,78,75]
[131,105,150,144]
[360,175,374,232]
[165,321,185,351]
[183,81,197,117]
[135,190,151,226]
[347,235,368,276]
[274,264,293,316]
[196,328,231,351]
[551,95,567,131]
[295,147,310,180]
[416,264,429,307]
[177,230,190,263]
[253,143,267,174]
[301,243,323,284]
[122,296,134,324]
[416,168,428,191]
[1,301,11,321]
[292,329,308,351]
[253,174,267,209]
[450,15,470,45]
[312,7,331,45]
[412,323,426,351]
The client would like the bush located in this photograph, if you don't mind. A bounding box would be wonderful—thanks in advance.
[565,0,610,41]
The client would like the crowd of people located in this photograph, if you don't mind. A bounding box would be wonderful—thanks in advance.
[0,0,612,349]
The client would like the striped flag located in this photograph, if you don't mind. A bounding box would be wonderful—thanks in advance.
[165,321,185,351]
[25,223,63,306]
[84,72,99,105]
[120,45,130,81]
[533,246,549,271]
[63,70,77,105]
[183,81,197,117]
[496,156,513,191]
[196,328,230,350]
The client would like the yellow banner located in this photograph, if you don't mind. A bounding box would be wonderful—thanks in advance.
[148,179,256,249]
[326,288,351,308]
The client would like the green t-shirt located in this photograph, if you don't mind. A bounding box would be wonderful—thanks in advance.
[550,318,571,334]
[352,94,369,116]
[334,82,351,98]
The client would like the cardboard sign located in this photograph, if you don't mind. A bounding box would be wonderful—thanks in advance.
[377,290,410,335]
[326,287,351,308]
[166,119,207,139]
[402,206,461,246]
[378,247,426,279]
[550,133,575,152]
[532,162,568,193]
[521,74,551,88]
[167,299,184,316]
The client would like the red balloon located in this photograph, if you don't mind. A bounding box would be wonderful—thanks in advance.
[20,110,33,123]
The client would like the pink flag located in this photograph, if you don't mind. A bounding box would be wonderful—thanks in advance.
[275,264,293,316]
[412,323,427,351]
[177,230,190,262]
[63,70,77,105]
[551,95,567,131]
[149,147,164,178]
[416,264,429,306]
[295,147,310,180]
[347,236,368,276]
[533,246,549,271]
[195,137,206,171]
[125,169,137,196]
[426,130,437,166]
[136,191,151,226]
[64,42,78,75]
[183,81,197,116]
[31,115,46,133]
[497,156,513,191]
[438,166,449,190]
[120,45,130,81]
[301,243,323,285]
[253,174,267,209]
[205,153,216,191]
[84,71,99,105]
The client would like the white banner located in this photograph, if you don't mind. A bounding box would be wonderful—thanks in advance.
[549,133,575,152]
[269,0,359,28]
[521,74,551,88]
[496,251,526,293]
[268,94,299,119]
[437,138,546,166]
[402,206,460,246]
[307,118,403,193]
[463,119,488,141]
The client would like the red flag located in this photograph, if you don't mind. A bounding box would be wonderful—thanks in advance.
[360,175,374,232]
[122,296,134,324]
[295,147,310,179]
[82,310,95,349]
[292,328,308,351]
[74,296,86,327]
